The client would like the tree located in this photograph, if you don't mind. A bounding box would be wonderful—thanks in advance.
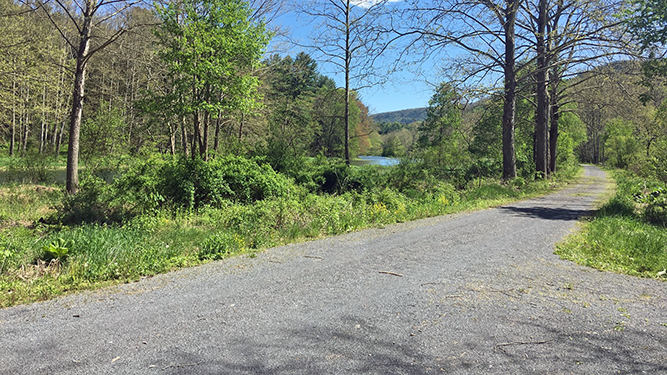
[416,82,463,168]
[30,0,144,194]
[527,0,628,175]
[262,53,329,171]
[626,0,667,98]
[401,0,527,179]
[297,0,396,165]
[626,0,667,53]
[153,0,271,160]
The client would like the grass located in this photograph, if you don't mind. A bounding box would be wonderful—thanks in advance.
[556,170,667,279]
[0,164,582,308]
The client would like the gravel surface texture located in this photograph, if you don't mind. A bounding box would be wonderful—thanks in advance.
[1,165,666,374]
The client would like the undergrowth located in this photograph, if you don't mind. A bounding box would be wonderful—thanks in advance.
[0,157,580,308]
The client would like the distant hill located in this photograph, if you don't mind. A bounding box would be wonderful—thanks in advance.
[371,107,427,125]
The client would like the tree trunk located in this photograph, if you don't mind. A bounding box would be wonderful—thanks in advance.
[502,0,518,180]
[535,0,549,178]
[66,4,93,194]
[549,98,560,174]
[56,121,66,156]
[10,78,16,157]
[344,0,351,166]
[238,112,245,141]
[39,83,47,154]
[181,116,189,157]
[168,122,176,155]
[202,110,209,160]
[214,114,221,152]
[22,85,30,156]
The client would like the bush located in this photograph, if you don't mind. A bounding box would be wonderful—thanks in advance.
[114,155,295,211]
[634,187,667,227]
[55,175,128,225]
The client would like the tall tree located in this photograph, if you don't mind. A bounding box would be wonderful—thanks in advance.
[153,0,270,160]
[401,0,527,179]
[30,0,143,194]
[297,0,396,165]
[522,0,628,174]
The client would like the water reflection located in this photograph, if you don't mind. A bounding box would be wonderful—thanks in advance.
[351,156,400,167]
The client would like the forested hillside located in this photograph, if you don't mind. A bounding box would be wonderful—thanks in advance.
[371,107,427,125]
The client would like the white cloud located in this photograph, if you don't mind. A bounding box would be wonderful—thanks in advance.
[351,0,403,9]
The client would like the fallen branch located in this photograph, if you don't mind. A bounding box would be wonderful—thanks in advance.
[379,271,403,277]
[304,255,323,260]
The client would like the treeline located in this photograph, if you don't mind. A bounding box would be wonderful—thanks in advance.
[1,0,666,189]
[0,0,380,176]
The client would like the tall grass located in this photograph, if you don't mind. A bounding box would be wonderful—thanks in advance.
[556,170,667,278]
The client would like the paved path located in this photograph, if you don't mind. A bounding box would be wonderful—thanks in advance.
[1,165,665,374]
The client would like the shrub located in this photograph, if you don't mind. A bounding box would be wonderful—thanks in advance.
[114,155,293,211]
[634,187,667,227]
[55,175,127,225]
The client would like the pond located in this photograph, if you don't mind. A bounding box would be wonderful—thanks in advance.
[350,156,400,167]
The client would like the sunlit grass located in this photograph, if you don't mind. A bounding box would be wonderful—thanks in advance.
[556,170,667,279]
[0,165,582,308]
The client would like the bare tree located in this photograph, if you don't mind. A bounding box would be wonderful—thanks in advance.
[521,0,629,174]
[295,0,397,165]
[397,0,531,179]
[29,0,143,194]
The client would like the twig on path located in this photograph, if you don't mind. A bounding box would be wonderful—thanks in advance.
[379,271,403,277]
[494,340,552,352]
[161,363,201,371]
[304,255,324,260]
[487,287,518,298]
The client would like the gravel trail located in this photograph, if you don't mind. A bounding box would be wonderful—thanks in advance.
[1,165,665,374]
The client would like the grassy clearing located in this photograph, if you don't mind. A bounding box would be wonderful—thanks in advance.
[556,170,667,279]
[0,164,580,308]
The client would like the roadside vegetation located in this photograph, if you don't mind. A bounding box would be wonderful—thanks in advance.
[0,155,580,308]
[557,169,667,279]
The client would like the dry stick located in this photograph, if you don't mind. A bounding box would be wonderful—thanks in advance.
[379,271,403,277]
[304,255,324,260]
[494,340,553,351]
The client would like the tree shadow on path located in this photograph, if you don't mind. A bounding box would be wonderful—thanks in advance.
[498,205,596,221]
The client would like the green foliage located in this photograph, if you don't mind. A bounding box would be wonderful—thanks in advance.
[311,88,361,158]
[55,175,126,225]
[557,171,667,278]
[41,238,73,261]
[199,232,247,260]
[5,152,56,184]
[150,0,271,157]
[382,134,406,157]
[604,118,641,169]
[626,0,667,52]
[120,155,293,210]
[81,102,126,162]
[417,83,462,151]
[557,112,588,168]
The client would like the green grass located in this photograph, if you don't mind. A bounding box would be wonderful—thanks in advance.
[556,170,667,279]
[0,164,582,308]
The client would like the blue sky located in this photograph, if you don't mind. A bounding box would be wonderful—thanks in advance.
[267,4,435,115]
